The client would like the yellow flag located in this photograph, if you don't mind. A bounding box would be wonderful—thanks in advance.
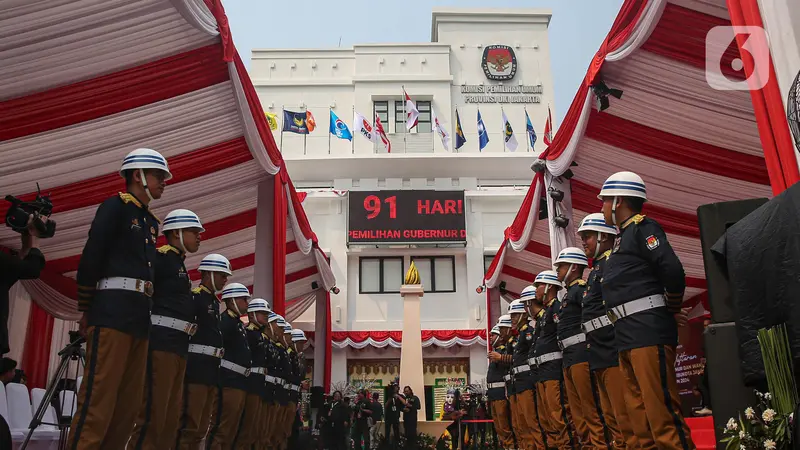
[264,112,279,131]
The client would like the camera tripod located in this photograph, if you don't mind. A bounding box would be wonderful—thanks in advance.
[20,332,85,450]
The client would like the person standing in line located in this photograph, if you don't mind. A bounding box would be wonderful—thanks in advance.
[368,391,383,449]
[129,209,204,450]
[352,389,373,450]
[385,382,403,448]
[598,171,695,450]
[505,298,543,449]
[258,311,281,449]
[486,319,515,450]
[578,213,645,450]
[68,148,170,450]
[275,320,296,450]
[532,270,575,449]
[173,270,233,449]
[286,328,308,448]
[206,283,251,450]
[328,391,349,450]
[399,386,421,449]
[233,298,271,448]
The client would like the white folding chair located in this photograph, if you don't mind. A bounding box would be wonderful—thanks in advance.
[6,383,59,441]
[30,389,60,431]
[57,391,77,419]
[75,377,82,395]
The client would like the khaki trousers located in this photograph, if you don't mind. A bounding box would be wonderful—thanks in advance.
[536,380,574,449]
[67,327,148,450]
[175,383,217,450]
[207,387,247,450]
[129,350,187,449]
[564,363,606,449]
[619,345,695,450]
[234,393,262,449]
[490,399,515,449]
[256,401,276,449]
[595,366,642,449]
[280,402,297,448]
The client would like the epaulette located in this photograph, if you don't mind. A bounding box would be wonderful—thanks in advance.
[570,279,586,287]
[246,323,260,331]
[226,309,239,318]
[621,214,645,229]
[497,345,505,351]
[536,309,545,318]
[276,342,284,349]
[520,324,528,331]
[288,347,295,354]
[158,245,180,255]
[599,250,612,261]
[546,298,557,307]
[118,192,161,224]
[192,287,202,294]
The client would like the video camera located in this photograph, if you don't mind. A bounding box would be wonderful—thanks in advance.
[4,183,56,238]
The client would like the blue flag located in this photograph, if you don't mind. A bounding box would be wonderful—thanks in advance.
[525,110,537,148]
[477,109,489,151]
[329,110,353,141]
[454,109,466,150]
[282,110,309,134]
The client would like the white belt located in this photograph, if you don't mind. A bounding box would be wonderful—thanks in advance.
[512,364,531,374]
[535,351,563,365]
[559,333,586,350]
[608,295,666,323]
[273,377,287,386]
[220,359,250,376]
[288,384,300,392]
[488,382,506,389]
[265,375,282,385]
[503,374,512,381]
[250,367,266,375]
[582,315,612,333]
[97,277,153,297]
[151,315,197,336]
[188,344,224,358]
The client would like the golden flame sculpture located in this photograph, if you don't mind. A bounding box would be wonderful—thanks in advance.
[404,261,421,285]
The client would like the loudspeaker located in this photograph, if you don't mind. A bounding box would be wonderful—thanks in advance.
[704,323,758,447]
[697,198,768,323]
[310,386,324,408]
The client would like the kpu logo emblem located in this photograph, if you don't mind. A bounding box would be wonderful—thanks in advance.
[705,26,770,91]
[482,45,517,81]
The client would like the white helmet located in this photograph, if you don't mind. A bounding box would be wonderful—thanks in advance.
[508,299,526,315]
[578,213,618,236]
[221,283,250,300]
[277,317,287,327]
[247,298,271,313]
[490,325,501,336]
[282,323,292,334]
[267,312,282,323]
[119,148,172,179]
[497,315,513,328]
[291,329,307,342]
[162,209,204,232]
[534,270,562,288]
[597,171,647,200]
[199,254,232,276]
[519,285,537,303]
[554,247,589,267]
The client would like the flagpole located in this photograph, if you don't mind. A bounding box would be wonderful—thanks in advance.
[328,107,332,155]
[501,106,506,153]
[303,105,308,156]
[280,106,285,152]
[402,85,407,154]
[351,105,355,154]
[524,106,530,153]
[431,108,435,153]
[454,106,459,154]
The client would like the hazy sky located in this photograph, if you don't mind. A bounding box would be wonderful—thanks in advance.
[224,0,625,123]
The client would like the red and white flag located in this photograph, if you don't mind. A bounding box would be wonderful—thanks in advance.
[404,89,419,131]
[374,112,391,153]
[543,106,553,146]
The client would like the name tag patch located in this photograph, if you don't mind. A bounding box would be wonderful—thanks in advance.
[645,235,659,250]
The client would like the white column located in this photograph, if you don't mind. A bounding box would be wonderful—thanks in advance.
[253,179,275,304]
[399,283,427,420]
[313,289,327,389]
[469,344,489,383]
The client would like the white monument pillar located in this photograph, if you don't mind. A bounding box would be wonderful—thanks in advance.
[399,278,426,420]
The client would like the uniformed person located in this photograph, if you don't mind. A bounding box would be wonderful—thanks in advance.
[129,209,204,449]
[68,148,171,450]
[506,299,543,449]
[486,320,514,450]
[532,270,575,449]
[554,247,607,450]
[277,321,297,450]
[578,213,642,450]
[260,311,284,449]
[173,260,233,449]
[206,282,252,450]
[598,171,695,449]
[290,329,308,444]
[495,314,516,449]
[233,298,270,448]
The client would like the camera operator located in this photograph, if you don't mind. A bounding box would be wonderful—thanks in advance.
[1,215,47,356]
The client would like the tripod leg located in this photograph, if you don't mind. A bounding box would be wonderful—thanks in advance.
[19,352,73,450]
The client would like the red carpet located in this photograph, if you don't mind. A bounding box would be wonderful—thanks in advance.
[686,416,716,449]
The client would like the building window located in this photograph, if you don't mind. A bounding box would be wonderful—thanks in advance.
[417,101,432,133]
[359,257,403,294]
[484,255,496,273]
[411,256,456,293]
[394,100,407,133]
[374,101,389,126]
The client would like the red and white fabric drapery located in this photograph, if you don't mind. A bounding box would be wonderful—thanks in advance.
[1,0,335,387]
[331,330,488,349]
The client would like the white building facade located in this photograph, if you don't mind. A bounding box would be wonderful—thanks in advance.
[251,8,553,417]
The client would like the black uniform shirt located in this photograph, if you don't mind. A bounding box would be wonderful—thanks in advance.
[264,335,280,402]
[149,245,194,356]
[76,193,159,338]
[219,309,251,391]
[583,251,619,371]
[274,343,291,406]
[487,341,509,402]
[602,215,684,351]
[245,323,267,395]
[185,285,222,386]
[512,323,535,392]
[503,337,516,396]
[558,279,589,368]
[287,348,301,403]
[526,319,540,383]
[535,298,563,381]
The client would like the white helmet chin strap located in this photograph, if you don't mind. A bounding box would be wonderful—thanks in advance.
[178,229,186,253]
[611,196,618,226]
[594,232,602,259]
[229,299,242,316]
[211,274,219,293]
[140,169,154,201]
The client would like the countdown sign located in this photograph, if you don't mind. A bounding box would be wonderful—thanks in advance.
[348,190,467,244]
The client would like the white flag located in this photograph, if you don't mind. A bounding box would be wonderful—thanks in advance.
[502,110,518,152]
[404,90,419,130]
[353,111,377,143]
[432,109,450,151]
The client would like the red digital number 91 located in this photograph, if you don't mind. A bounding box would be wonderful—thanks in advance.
[364,195,397,219]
